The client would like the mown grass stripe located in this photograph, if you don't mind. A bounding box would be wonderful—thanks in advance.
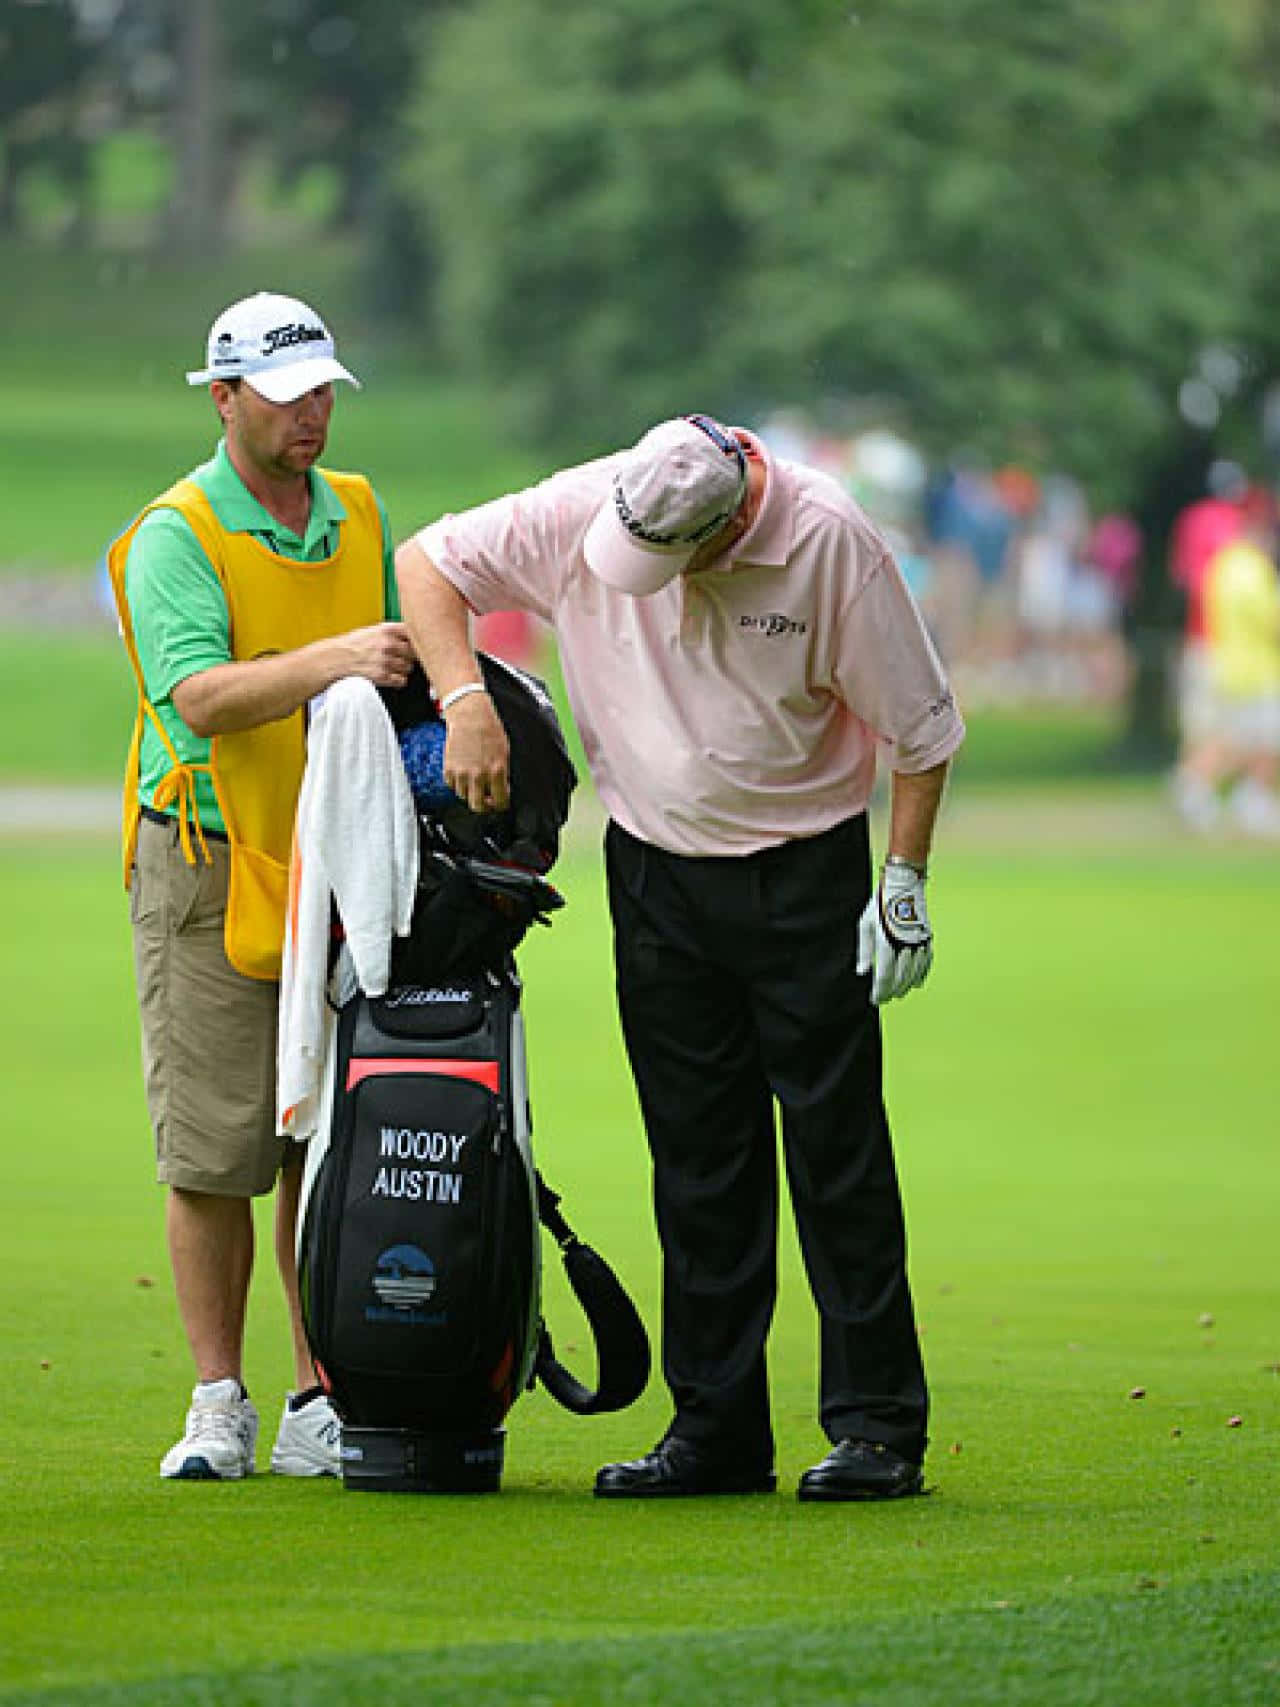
[1,1570,1276,1707]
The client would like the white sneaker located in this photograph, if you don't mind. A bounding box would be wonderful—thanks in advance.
[1229,778,1280,837]
[270,1390,342,1477]
[1171,769,1220,832]
[160,1379,259,1480]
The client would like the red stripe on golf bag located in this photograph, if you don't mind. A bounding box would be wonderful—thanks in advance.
[345,1056,500,1094]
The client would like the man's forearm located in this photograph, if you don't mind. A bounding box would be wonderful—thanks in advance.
[393,536,512,814]
[886,760,950,868]
[171,621,414,736]
[171,637,357,736]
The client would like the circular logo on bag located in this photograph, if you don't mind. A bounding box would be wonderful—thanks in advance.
[372,1244,437,1309]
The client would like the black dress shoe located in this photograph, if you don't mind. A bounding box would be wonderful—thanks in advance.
[594,1436,776,1499]
[797,1438,924,1502]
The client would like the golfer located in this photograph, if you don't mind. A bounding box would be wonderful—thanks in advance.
[108,291,415,1480]
[396,415,964,1500]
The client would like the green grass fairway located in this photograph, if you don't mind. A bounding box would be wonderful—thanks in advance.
[1,827,1277,1705]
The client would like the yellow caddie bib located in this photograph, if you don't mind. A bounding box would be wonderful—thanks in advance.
[107,470,385,980]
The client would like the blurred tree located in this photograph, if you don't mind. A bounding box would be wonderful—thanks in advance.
[219,0,444,318]
[226,1,429,227]
[746,1,1265,494]
[406,0,1273,753]
[102,0,424,256]
[1,0,443,266]
[1230,0,1280,468]
[69,0,235,252]
[1113,0,1280,754]
[169,0,222,250]
[402,0,826,444]
[405,0,1270,476]
[747,0,1271,756]
[0,0,91,238]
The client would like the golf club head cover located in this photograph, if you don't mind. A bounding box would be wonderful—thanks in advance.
[857,861,933,1006]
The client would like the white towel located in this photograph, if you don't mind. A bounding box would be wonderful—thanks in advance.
[277,677,419,1140]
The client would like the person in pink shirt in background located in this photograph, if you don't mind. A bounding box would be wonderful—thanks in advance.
[396,415,964,1502]
[1169,468,1247,828]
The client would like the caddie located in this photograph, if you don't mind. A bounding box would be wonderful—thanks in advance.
[108,290,415,1481]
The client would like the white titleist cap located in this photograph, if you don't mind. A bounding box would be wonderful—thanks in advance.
[185,290,360,403]
[583,415,749,596]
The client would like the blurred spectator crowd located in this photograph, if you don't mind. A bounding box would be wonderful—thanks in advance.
[757,410,1141,712]
[753,414,1280,842]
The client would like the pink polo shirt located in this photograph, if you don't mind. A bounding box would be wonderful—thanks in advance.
[416,435,964,856]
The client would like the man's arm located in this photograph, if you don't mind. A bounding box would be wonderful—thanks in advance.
[886,759,950,870]
[394,537,511,814]
[172,623,415,736]
[128,502,415,739]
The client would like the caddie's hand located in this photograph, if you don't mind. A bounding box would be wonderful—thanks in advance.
[442,690,510,815]
[340,621,416,688]
[856,860,933,1006]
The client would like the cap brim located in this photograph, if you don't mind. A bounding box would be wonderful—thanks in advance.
[244,358,361,403]
[582,503,693,596]
[184,357,361,401]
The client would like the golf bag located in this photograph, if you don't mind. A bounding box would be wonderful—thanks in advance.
[297,655,650,1493]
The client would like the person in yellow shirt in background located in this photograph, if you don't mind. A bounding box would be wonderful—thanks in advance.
[108,292,414,1480]
[1196,488,1280,836]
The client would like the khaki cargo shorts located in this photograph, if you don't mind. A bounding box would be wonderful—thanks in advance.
[130,814,291,1196]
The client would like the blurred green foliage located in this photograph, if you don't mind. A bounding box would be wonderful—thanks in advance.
[0,0,90,233]
[5,0,1278,502]
[406,0,1277,495]
[6,0,1280,752]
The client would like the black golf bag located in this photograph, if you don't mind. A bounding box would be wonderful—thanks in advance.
[297,655,650,1492]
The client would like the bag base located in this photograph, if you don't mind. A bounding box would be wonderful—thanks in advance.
[339,1423,506,1494]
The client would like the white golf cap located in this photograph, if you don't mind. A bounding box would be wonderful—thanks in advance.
[185,290,361,403]
[583,415,749,596]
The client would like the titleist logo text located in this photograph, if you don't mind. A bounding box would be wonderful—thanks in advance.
[261,322,326,356]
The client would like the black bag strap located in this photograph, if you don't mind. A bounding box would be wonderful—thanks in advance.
[533,1175,651,1415]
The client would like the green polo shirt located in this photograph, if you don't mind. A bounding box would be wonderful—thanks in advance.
[125,441,400,833]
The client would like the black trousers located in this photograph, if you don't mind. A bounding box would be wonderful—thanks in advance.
[605,815,928,1464]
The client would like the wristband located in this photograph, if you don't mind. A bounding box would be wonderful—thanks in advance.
[439,681,488,713]
[884,853,928,879]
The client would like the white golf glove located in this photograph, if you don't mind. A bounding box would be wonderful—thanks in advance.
[857,859,933,1006]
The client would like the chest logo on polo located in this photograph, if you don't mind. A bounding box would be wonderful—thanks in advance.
[739,613,808,638]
